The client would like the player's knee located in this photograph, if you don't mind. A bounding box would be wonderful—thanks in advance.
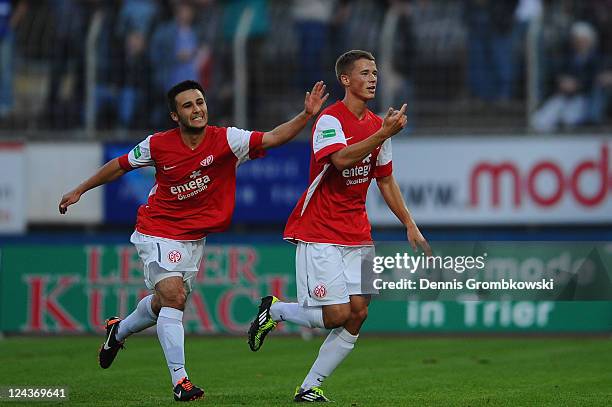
[151,294,162,316]
[323,307,351,328]
[157,286,187,310]
[324,315,347,329]
[164,291,186,310]
[351,307,368,324]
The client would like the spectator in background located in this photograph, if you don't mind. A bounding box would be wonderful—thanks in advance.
[337,0,387,52]
[45,0,93,128]
[329,0,386,99]
[410,0,466,101]
[291,0,334,92]
[583,0,612,125]
[512,0,541,98]
[538,0,575,61]
[378,0,416,129]
[536,0,576,108]
[149,0,219,128]
[116,30,153,130]
[0,0,9,117]
[531,22,598,133]
[220,0,269,128]
[190,0,223,122]
[333,0,385,58]
[92,0,124,130]
[513,0,542,49]
[463,0,519,102]
[114,0,160,130]
[0,0,26,120]
[514,0,542,32]
[117,0,160,36]
[592,62,612,125]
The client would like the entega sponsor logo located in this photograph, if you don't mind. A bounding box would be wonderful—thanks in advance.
[170,170,211,200]
[343,165,371,178]
[342,154,371,185]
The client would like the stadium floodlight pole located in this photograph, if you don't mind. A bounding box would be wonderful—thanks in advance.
[233,7,254,129]
[84,9,104,139]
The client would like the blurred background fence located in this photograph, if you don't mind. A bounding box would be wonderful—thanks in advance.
[2,0,612,137]
[1,0,612,336]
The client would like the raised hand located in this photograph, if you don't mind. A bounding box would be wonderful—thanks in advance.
[304,81,329,116]
[381,103,408,139]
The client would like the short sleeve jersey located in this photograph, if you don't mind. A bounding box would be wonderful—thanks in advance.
[118,126,265,240]
[284,101,392,246]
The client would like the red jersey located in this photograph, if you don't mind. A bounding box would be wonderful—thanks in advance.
[118,126,265,240]
[284,101,393,246]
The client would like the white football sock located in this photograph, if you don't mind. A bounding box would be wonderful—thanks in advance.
[116,294,157,341]
[270,302,324,328]
[301,328,358,390]
[157,307,188,386]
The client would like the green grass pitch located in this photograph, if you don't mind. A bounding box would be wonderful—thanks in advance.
[1,335,610,406]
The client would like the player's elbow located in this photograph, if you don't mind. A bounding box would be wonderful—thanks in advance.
[261,132,280,150]
[329,154,351,171]
[376,176,391,190]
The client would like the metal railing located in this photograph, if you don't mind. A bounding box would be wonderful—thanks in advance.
[233,7,254,129]
[378,4,401,112]
[3,0,611,139]
[84,9,104,138]
[526,15,542,131]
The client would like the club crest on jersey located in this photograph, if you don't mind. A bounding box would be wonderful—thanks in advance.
[200,155,214,167]
[168,250,182,263]
[313,283,327,299]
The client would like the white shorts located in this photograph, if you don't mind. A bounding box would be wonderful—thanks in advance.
[130,231,205,293]
[296,242,377,307]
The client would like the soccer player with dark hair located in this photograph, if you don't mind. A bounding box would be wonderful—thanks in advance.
[248,50,430,402]
[59,79,328,402]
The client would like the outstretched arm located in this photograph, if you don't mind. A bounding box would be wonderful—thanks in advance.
[330,104,407,171]
[59,157,127,214]
[261,81,329,149]
[376,174,431,255]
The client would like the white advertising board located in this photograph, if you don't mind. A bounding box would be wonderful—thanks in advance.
[0,143,26,234]
[27,143,103,224]
[367,137,612,225]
